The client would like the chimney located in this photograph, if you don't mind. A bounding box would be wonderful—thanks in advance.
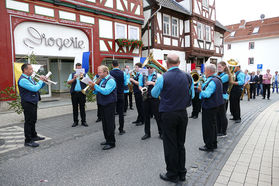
[239,19,246,28]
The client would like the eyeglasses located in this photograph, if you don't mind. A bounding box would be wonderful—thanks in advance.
[147,67,153,69]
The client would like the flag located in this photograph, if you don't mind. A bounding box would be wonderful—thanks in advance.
[191,63,196,71]
[82,51,90,73]
[140,57,146,64]
[201,64,204,73]
[14,63,24,94]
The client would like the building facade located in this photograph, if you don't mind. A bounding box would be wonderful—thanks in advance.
[223,17,279,74]
[142,0,226,71]
[0,0,144,97]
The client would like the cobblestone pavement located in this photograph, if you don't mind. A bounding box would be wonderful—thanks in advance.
[0,94,278,186]
[214,101,279,186]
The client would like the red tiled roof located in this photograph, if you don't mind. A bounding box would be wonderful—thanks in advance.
[224,17,279,43]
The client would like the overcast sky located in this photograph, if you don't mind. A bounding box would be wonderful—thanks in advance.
[215,0,279,26]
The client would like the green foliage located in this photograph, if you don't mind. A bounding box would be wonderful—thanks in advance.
[0,87,23,115]
[85,71,96,103]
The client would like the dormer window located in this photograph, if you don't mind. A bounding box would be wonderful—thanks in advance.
[252,27,259,34]
[230,31,236,37]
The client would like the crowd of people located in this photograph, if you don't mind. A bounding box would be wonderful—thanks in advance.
[17,54,277,183]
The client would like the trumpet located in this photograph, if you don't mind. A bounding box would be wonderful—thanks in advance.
[33,71,57,85]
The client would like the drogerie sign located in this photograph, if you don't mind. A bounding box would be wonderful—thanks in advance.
[23,27,85,50]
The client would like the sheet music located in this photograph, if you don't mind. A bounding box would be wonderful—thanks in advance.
[81,76,93,85]
[75,68,85,76]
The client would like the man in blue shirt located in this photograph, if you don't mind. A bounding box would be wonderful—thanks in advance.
[229,65,245,123]
[18,64,46,147]
[198,64,224,152]
[89,65,117,150]
[130,63,144,126]
[139,66,162,140]
[67,63,88,127]
[110,60,126,135]
[151,53,194,183]
[272,71,278,93]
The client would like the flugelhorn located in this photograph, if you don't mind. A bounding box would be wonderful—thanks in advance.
[33,71,57,85]
[81,77,101,95]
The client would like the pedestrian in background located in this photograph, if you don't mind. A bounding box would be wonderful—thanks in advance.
[249,71,258,99]
[262,69,272,100]
[272,71,278,93]
[241,70,250,101]
[256,71,263,96]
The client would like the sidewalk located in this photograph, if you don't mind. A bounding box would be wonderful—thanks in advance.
[0,101,98,128]
[214,101,279,186]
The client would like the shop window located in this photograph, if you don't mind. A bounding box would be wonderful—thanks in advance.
[163,15,170,35]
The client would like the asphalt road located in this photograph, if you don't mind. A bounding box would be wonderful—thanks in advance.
[0,94,278,186]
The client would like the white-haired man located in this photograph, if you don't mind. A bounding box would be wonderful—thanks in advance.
[198,64,224,152]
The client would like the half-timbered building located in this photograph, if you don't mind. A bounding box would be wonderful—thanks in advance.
[142,0,226,71]
[0,0,144,98]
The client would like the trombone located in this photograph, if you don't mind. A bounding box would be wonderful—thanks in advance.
[33,71,57,85]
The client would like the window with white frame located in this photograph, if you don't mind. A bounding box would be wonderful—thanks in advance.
[249,42,255,49]
[197,23,203,40]
[202,0,208,8]
[205,25,211,41]
[252,27,259,34]
[115,23,127,39]
[248,57,254,65]
[172,18,178,37]
[227,44,231,50]
[163,15,170,35]
[128,26,139,40]
[230,31,236,37]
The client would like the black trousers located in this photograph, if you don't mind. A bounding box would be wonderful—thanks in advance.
[21,101,38,143]
[202,107,218,149]
[216,103,228,135]
[229,90,242,120]
[124,92,133,112]
[100,103,116,145]
[116,94,125,132]
[161,110,188,179]
[97,104,102,120]
[250,84,256,99]
[263,84,271,99]
[71,92,86,123]
[143,98,161,136]
[191,91,201,117]
[134,92,144,122]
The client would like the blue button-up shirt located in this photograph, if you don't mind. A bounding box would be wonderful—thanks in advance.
[93,74,116,95]
[19,74,45,92]
[244,74,251,84]
[139,71,158,87]
[200,75,217,99]
[67,73,88,92]
[151,67,195,99]
[236,71,245,86]
[219,72,229,100]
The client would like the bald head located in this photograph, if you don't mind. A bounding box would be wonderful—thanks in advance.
[166,53,180,69]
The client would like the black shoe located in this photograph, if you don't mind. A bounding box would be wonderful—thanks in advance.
[119,130,126,135]
[141,134,151,140]
[159,173,178,183]
[136,122,144,126]
[235,119,241,123]
[102,144,115,150]
[179,175,186,181]
[100,141,107,145]
[217,133,227,137]
[193,116,198,119]
[32,136,45,141]
[81,122,88,127]
[95,118,102,123]
[72,122,78,127]
[24,141,39,148]
[132,120,140,124]
[229,118,236,120]
[199,146,214,152]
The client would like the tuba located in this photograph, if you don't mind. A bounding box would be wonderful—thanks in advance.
[142,52,167,74]
[227,59,239,94]
[191,71,200,84]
